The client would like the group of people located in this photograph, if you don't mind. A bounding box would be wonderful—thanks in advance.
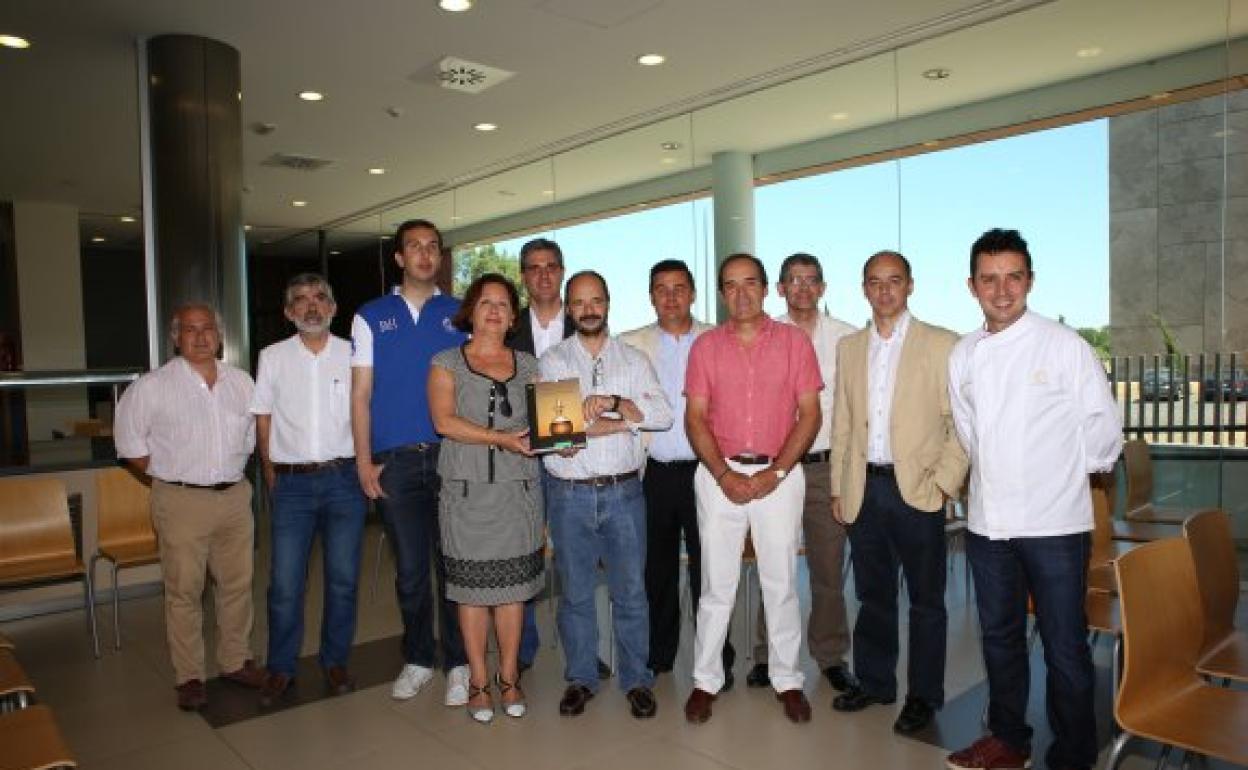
[113,219,1122,770]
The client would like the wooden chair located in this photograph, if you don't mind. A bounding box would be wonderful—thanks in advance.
[0,633,12,651]
[1088,474,1135,594]
[1105,537,1248,769]
[1121,439,1188,525]
[90,467,159,651]
[0,705,77,769]
[0,478,99,658]
[0,649,34,712]
[1182,508,1248,684]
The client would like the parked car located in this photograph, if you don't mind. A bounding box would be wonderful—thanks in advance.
[1141,368,1185,401]
[1202,368,1248,401]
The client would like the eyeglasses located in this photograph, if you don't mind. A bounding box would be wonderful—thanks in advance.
[490,381,512,418]
[783,275,823,287]
[592,358,604,389]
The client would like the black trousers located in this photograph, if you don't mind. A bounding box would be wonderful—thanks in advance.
[643,457,735,670]
[848,470,947,706]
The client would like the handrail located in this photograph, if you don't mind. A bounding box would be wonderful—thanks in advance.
[0,369,144,388]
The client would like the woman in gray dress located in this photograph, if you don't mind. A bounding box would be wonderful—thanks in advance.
[428,273,544,724]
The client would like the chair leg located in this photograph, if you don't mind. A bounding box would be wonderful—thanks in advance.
[1103,731,1132,770]
[111,561,122,650]
[82,569,100,659]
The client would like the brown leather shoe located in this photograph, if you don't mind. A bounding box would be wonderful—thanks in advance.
[324,666,355,696]
[221,659,266,689]
[684,688,715,724]
[776,689,812,723]
[175,679,207,711]
[558,684,594,716]
[259,672,293,708]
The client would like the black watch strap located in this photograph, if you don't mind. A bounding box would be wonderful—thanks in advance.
[610,394,621,412]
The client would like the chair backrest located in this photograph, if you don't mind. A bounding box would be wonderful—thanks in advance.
[95,467,155,550]
[1182,508,1239,646]
[1123,439,1154,512]
[0,477,76,582]
[1114,537,1205,727]
[1090,472,1115,559]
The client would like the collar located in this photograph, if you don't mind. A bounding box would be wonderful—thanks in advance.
[870,310,910,345]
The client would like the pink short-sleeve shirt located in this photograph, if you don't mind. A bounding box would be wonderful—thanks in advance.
[685,316,822,458]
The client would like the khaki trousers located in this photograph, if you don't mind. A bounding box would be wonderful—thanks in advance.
[751,459,850,668]
[151,479,255,684]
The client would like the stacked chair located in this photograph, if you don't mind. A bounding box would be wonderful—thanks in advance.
[0,638,78,769]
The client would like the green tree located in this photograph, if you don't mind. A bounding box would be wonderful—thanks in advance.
[452,244,526,304]
[1077,325,1112,360]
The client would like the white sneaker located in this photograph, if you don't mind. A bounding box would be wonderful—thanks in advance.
[391,663,433,700]
[444,665,470,707]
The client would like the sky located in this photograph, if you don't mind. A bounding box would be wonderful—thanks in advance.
[474,118,1109,336]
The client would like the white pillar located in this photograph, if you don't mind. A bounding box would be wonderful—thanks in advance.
[711,151,755,322]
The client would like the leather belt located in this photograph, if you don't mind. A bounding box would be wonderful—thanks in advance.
[558,470,640,487]
[166,480,239,491]
[801,450,831,464]
[273,457,352,474]
[866,463,895,477]
[647,457,698,468]
[729,454,772,465]
[373,442,436,463]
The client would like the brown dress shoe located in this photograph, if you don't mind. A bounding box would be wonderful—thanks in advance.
[259,672,293,708]
[684,688,715,724]
[324,666,355,696]
[176,679,207,711]
[558,684,594,716]
[221,660,266,689]
[776,689,812,723]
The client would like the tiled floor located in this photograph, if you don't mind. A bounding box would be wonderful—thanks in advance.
[0,523,1224,769]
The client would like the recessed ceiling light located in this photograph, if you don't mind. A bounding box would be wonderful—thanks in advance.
[368,167,386,175]
[1076,46,1103,59]
[830,112,850,121]
[922,67,951,80]
[660,141,682,151]
[450,215,461,221]
[298,91,324,102]
[1149,91,1172,101]
[244,224,252,231]
[119,215,136,223]
[291,200,308,207]
[922,140,942,148]
[637,54,666,66]
[541,189,554,196]
[438,0,473,11]
[473,122,498,132]
[91,236,106,243]
[330,250,341,255]
[0,34,31,49]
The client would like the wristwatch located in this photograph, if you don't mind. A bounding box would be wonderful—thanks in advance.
[610,394,621,412]
[772,466,787,480]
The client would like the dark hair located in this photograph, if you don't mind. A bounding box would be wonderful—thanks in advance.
[779,252,823,284]
[519,238,564,270]
[284,272,335,307]
[717,253,767,290]
[451,273,521,333]
[970,228,1033,277]
[393,219,443,254]
[564,269,610,303]
[649,259,695,291]
[862,250,912,282]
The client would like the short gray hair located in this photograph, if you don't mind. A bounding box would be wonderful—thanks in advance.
[169,302,225,339]
[284,272,336,307]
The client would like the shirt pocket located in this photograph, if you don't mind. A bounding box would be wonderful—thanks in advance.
[328,376,349,419]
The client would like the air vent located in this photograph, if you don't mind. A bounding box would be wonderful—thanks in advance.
[261,153,334,172]
[437,56,514,95]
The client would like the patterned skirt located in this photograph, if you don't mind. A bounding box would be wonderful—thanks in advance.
[439,477,545,606]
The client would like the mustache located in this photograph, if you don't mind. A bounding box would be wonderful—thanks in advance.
[578,314,604,323]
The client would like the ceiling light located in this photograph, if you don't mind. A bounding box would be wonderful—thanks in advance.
[291,200,308,207]
[91,236,106,243]
[637,54,666,66]
[541,189,554,196]
[0,34,31,49]
[922,67,951,80]
[1076,46,1102,59]
[330,250,341,255]
[659,157,677,165]
[1149,91,1172,101]
[830,112,849,121]
[244,224,252,231]
[298,91,324,102]
[119,216,136,223]
[473,122,498,132]
[368,167,386,175]
[922,140,942,148]
[438,0,473,11]
[660,141,681,151]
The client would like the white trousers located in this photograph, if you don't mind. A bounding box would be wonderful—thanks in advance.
[691,460,806,693]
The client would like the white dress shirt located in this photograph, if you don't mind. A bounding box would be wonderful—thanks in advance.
[779,312,856,453]
[114,357,255,484]
[530,306,566,359]
[949,311,1123,540]
[349,287,438,367]
[251,334,355,463]
[540,335,673,479]
[647,329,699,462]
[866,310,910,463]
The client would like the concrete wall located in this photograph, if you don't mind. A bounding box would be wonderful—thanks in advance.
[1109,90,1248,357]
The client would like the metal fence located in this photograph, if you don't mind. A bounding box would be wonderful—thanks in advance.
[1108,352,1246,446]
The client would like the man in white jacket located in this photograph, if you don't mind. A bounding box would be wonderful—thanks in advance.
[946,228,1122,770]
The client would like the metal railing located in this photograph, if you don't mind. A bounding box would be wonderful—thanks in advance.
[1108,352,1245,446]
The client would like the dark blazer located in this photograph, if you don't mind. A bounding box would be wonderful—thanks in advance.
[509,304,575,355]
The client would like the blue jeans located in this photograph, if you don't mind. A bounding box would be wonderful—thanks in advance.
[546,475,653,693]
[376,445,466,670]
[967,531,1096,770]
[266,463,367,675]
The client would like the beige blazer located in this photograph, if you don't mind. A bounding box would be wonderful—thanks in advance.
[618,320,714,451]
[830,317,968,523]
